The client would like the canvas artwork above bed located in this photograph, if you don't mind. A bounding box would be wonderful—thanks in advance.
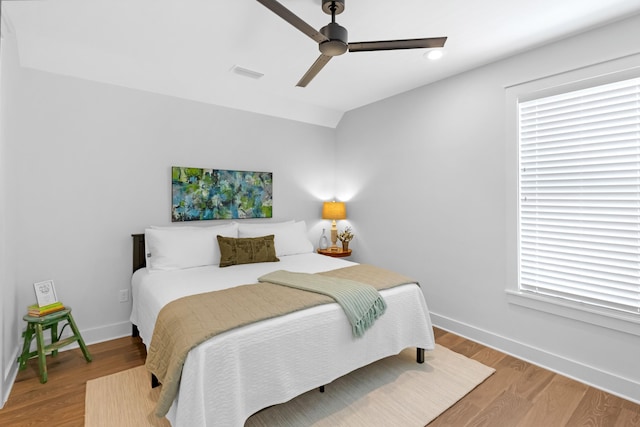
[171,167,273,222]
[131,220,435,426]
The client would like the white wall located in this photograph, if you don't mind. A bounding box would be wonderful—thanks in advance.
[1,39,337,405]
[0,31,20,406]
[336,14,640,403]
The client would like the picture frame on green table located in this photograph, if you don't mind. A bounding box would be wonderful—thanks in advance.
[33,280,59,307]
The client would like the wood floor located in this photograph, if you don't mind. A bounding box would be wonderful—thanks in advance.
[0,328,638,426]
[430,329,640,427]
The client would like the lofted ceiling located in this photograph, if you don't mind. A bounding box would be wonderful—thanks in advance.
[3,0,640,128]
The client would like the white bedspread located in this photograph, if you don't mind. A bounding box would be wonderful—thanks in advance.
[131,253,435,427]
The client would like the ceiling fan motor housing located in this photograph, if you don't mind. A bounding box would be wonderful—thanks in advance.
[319,22,348,56]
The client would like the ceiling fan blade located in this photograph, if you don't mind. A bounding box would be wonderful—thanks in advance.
[348,37,447,52]
[256,0,328,44]
[296,54,333,87]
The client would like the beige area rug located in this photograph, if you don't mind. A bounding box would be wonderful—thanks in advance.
[85,344,494,427]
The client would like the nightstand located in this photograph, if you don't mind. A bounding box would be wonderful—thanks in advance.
[317,248,352,258]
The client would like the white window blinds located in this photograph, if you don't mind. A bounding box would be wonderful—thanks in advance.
[518,77,640,316]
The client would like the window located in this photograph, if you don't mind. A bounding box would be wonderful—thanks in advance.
[517,77,640,317]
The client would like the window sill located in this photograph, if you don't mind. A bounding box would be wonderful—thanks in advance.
[506,290,640,337]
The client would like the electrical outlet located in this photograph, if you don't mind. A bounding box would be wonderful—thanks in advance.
[118,289,129,303]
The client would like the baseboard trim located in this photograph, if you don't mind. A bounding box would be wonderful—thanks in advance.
[1,349,19,409]
[79,320,132,346]
[23,320,133,354]
[430,312,640,405]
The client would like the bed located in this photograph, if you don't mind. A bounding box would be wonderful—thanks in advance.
[130,221,435,426]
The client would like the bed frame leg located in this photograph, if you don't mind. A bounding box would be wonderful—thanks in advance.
[417,347,425,364]
[319,385,325,393]
[151,373,160,388]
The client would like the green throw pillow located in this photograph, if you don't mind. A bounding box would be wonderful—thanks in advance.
[217,235,280,267]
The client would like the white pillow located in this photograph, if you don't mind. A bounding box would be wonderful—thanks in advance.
[288,221,314,255]
[145,223,238,271]
[145,225,199,257]
[237,220,313,256]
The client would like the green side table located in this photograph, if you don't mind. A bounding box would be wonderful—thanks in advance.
[17,306,92,383]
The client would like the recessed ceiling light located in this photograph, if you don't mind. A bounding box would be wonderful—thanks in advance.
[424,50,444,61]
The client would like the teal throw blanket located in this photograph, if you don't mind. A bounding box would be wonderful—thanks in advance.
[258,270,386,337]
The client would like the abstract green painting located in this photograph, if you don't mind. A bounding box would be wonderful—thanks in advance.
[171,167,273,221]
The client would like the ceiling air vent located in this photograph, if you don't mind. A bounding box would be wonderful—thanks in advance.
[231,65,264,80]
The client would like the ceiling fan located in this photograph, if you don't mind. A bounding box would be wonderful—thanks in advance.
[256,0,447,87]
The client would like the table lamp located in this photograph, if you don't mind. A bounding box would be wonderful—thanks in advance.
[322,201,346,251]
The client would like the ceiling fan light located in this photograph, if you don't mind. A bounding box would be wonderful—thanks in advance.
[320,40,348,56]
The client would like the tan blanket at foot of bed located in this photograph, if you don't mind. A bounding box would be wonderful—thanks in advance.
[145,264,419,418]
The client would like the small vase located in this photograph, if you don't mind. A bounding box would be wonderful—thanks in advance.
[319,229,329,250]
[341,241,349,251]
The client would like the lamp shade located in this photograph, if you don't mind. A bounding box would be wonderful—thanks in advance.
[322,201,347,220]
